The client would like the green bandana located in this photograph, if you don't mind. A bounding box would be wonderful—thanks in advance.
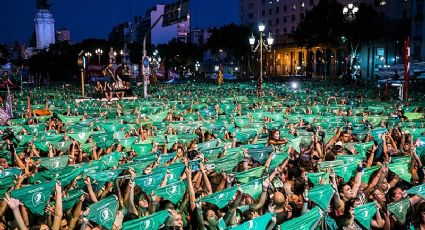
[10,181,55,215]
[40,155,69,170]
[307,184,335,210]
[122,210,170,230]
[228,213,272,230]
[134,171,166,194]
[240,177,264,200]
[235,166,265,184]
[200,186,238,209]
[154,180,187,204]
[280,206,323,230]
[354,202,377,230]
[388,161,411,182]
[87,195,119,230]
[387,198,410,224]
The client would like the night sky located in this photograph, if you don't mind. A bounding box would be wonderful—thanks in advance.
[0,0,240,44]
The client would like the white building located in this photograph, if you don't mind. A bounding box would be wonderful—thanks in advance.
[34,9,55,49]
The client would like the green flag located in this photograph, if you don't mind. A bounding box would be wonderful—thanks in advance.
[361,166,381,183]
[235,166,265,184]
[87,195,118,230]
[200,186,238,209]
[122,210,170,230]
[407,184,425,198]
[241,177,264,200]
[307,184,335,210]
[88,169,123,183]
[30,166,76,184]
[134,171,166,193]
[387,198,410,224]
[228,213,272,230]
[307,172,330,186]
[58,114,82,124]
[280,206,323,230]
[318,160,344,170]
[354,202,377,230]
[52,140,73,152]
[154,181,187,205]
[40,155,69,170]
[388,161,411,182]
[10,181,55,215]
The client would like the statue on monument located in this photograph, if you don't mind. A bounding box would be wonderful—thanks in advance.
[109,47,116,64]
[36,0,52,10]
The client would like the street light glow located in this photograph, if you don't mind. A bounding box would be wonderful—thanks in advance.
[258,24,265,32]
[291,82,298,89]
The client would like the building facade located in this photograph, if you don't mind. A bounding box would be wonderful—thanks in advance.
[240,0,414,78]
[56,28,71,42]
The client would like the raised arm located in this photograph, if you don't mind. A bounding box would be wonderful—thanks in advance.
[5,194,28,230]
[52,181,63,230]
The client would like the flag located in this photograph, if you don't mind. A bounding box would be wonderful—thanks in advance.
[29,166,76,184]
[235,166,265,184]
[68,131,91,144]
[354,202,377,230]
[318,160,344,170]
[407,184,425,198]
[154,181,187,205]
[122,210,170,230]
[388,161,411,182]
[5,85,13,118]
[10,181,55,215]
[228,213,272,230]
[200,187,238,209]
[353,142,374,157]
[361,166,381,183]
[387,198,410,224]
[88,169,123,183]
[289,137,302,153]
[88,195,119,230]
[280,206,323,230]
[241,177,264,200]
[307,184,335,210]
[134,171,166,194]
[39,155,69,170]
[307,172,330,186]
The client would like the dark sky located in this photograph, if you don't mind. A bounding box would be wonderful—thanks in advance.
[0,0,240,44]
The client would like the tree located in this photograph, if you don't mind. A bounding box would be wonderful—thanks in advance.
[0,44,9,65]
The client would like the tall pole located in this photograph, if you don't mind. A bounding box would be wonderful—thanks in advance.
[258,31,263,96]
[80,68,85,97]
[403,37,410,101]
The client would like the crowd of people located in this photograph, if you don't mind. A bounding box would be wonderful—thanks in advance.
[0,81,424,230]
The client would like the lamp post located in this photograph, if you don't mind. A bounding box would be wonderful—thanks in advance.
[95,49,103,63]
[342,3,358,78]
[84,52,92,64]
[249,24,273,96]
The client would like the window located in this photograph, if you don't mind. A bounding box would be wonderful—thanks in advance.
[283,16,287,22]
[249,13,254,19]
[269,19,272,26]
[262,0,265,6]
[291,14,296,22]
[248,3,254,9]
[269,8,272,15]
[310,0,314,6]
[276,6,280,13]
[275,17,280,25]
[262,10,265,16]
[284,5,287,12]
[241,6,244,12]
[291,26,295,32]
[284,27,287,33]
[300,13,305,20]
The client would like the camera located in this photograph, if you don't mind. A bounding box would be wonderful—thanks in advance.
[1,128,17,141]
[318,131,326,138]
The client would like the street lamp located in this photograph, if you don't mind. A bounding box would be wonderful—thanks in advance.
[343,3,359,22]
[95,49,103,63]
[84,52,92,64]
[249,24,273,96]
